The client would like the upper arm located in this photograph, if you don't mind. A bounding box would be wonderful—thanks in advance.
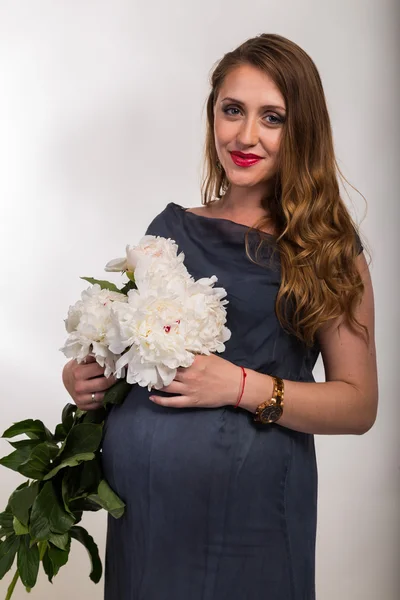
[316,252,378,426]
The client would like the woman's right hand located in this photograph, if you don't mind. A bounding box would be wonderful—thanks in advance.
[62,355,117,411]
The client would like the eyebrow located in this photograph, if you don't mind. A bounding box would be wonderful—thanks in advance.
[220,96,286,112]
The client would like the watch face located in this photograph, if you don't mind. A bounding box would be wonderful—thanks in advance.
[260,405,283,424]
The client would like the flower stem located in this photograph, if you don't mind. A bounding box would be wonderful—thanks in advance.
[5,570,19,600]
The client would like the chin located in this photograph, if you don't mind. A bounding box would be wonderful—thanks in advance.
[226,173,267,188]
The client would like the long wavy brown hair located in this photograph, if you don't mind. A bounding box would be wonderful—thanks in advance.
[201,33,368,347]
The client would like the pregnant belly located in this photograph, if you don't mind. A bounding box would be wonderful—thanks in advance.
[101,384,294,529]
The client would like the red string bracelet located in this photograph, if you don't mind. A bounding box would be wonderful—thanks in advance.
[234,366,247,408]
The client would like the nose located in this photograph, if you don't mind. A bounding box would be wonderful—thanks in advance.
[236,116,259,147]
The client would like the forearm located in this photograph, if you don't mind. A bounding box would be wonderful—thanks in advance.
[238,369,377,435]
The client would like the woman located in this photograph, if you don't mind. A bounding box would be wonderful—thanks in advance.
[62,33,378,599]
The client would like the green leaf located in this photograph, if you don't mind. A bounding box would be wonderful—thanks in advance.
[62,404,77,434]
[54,423,66,442]
[72,456,102,497]
[13,517,29,536]
[103,379,132,407]
[42,548,54,582]
[17,536,39,588]
[9,439,41,452]
[120,279,137,295]
[75,409,87,421]
[13,482,30,493]
[70,526,102,583]
[60,457,102,514]
[68,497,102,513]
[0,512,14,539]
[55,419,101,460]
[2,419,53,442]
[0,535,19,579]
[48,533,69,551]
[80,277,120,293]
[58,423,102,461]
[47,543,70,578]
[0,446,35,473]
[29,482,75,541]
[71,511,83,525]
[38,541,47,561]
[18,443,59,480]
[80,409,106,425]
[89,480,125,519]
[125,270,136,283]
[61,474,74,515]
[43,452,95,481]
[9,482,40,528]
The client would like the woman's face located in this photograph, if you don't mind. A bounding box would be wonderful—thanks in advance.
[213,64,286,191]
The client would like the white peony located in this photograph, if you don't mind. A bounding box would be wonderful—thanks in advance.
[184,276,231,354]
[61,284,128,377]
[63,235,231,392]
[108,274,230,391]
[104,236,188,280]
[109,283,194,390]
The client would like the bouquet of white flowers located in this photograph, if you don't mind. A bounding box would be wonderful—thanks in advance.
[63,235,231,390]
[0,235,230,598]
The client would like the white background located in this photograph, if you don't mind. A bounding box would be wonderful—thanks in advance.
[0,1,399,598]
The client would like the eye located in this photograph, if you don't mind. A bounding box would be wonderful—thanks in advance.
[222,106,285,125]
[264,114,284,125]
[222,106,241,116]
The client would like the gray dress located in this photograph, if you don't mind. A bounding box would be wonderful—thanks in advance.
[101,201,324,600]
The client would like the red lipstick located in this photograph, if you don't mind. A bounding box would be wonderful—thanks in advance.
[229,151,263,168]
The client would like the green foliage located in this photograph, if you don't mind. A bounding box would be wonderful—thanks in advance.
[120,279,137,295]
[70,526,102,583]
[80,277,120,293]
[12,518,28,536]
[43,452,96,480]
[9,482,40,528]
[0,397,126,597]
[89,480,125,519]
[0,536,19,579]
[103,378,132,406]
[29,482,75,540]
[2,420,53,442]
[17,536,39,588]
[0,512,14,540]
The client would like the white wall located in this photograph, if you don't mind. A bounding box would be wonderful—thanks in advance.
[0,1,398,598]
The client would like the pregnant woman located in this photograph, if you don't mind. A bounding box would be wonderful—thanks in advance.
[62,33,378,600]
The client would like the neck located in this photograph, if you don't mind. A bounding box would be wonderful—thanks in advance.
[213,183,272,220]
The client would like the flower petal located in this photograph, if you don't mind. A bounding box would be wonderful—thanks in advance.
[104,257,127,272]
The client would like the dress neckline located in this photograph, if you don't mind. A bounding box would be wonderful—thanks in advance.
[170,202,277,239]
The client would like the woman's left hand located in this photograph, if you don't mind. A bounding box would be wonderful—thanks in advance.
[149,354,242,409]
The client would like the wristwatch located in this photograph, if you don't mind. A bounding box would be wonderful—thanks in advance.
[253,376,285,424]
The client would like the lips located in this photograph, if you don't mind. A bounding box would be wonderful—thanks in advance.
[229,151,263,168]
[231,152,263,159]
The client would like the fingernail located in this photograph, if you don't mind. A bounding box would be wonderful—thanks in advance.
[149,396,155,402]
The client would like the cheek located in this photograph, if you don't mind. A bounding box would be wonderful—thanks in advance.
[262,130,282,156]
[214,118,234,149]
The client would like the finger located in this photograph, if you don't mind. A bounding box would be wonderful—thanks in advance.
[149,395,192,408]
[75,361,106,380]
[173,370,187,383]
[83,355,97,364]
[158,380,186,394]
[77,391,105,409]
[75,375,116,396]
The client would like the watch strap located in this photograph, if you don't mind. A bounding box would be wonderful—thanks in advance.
[253,376,285,424]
